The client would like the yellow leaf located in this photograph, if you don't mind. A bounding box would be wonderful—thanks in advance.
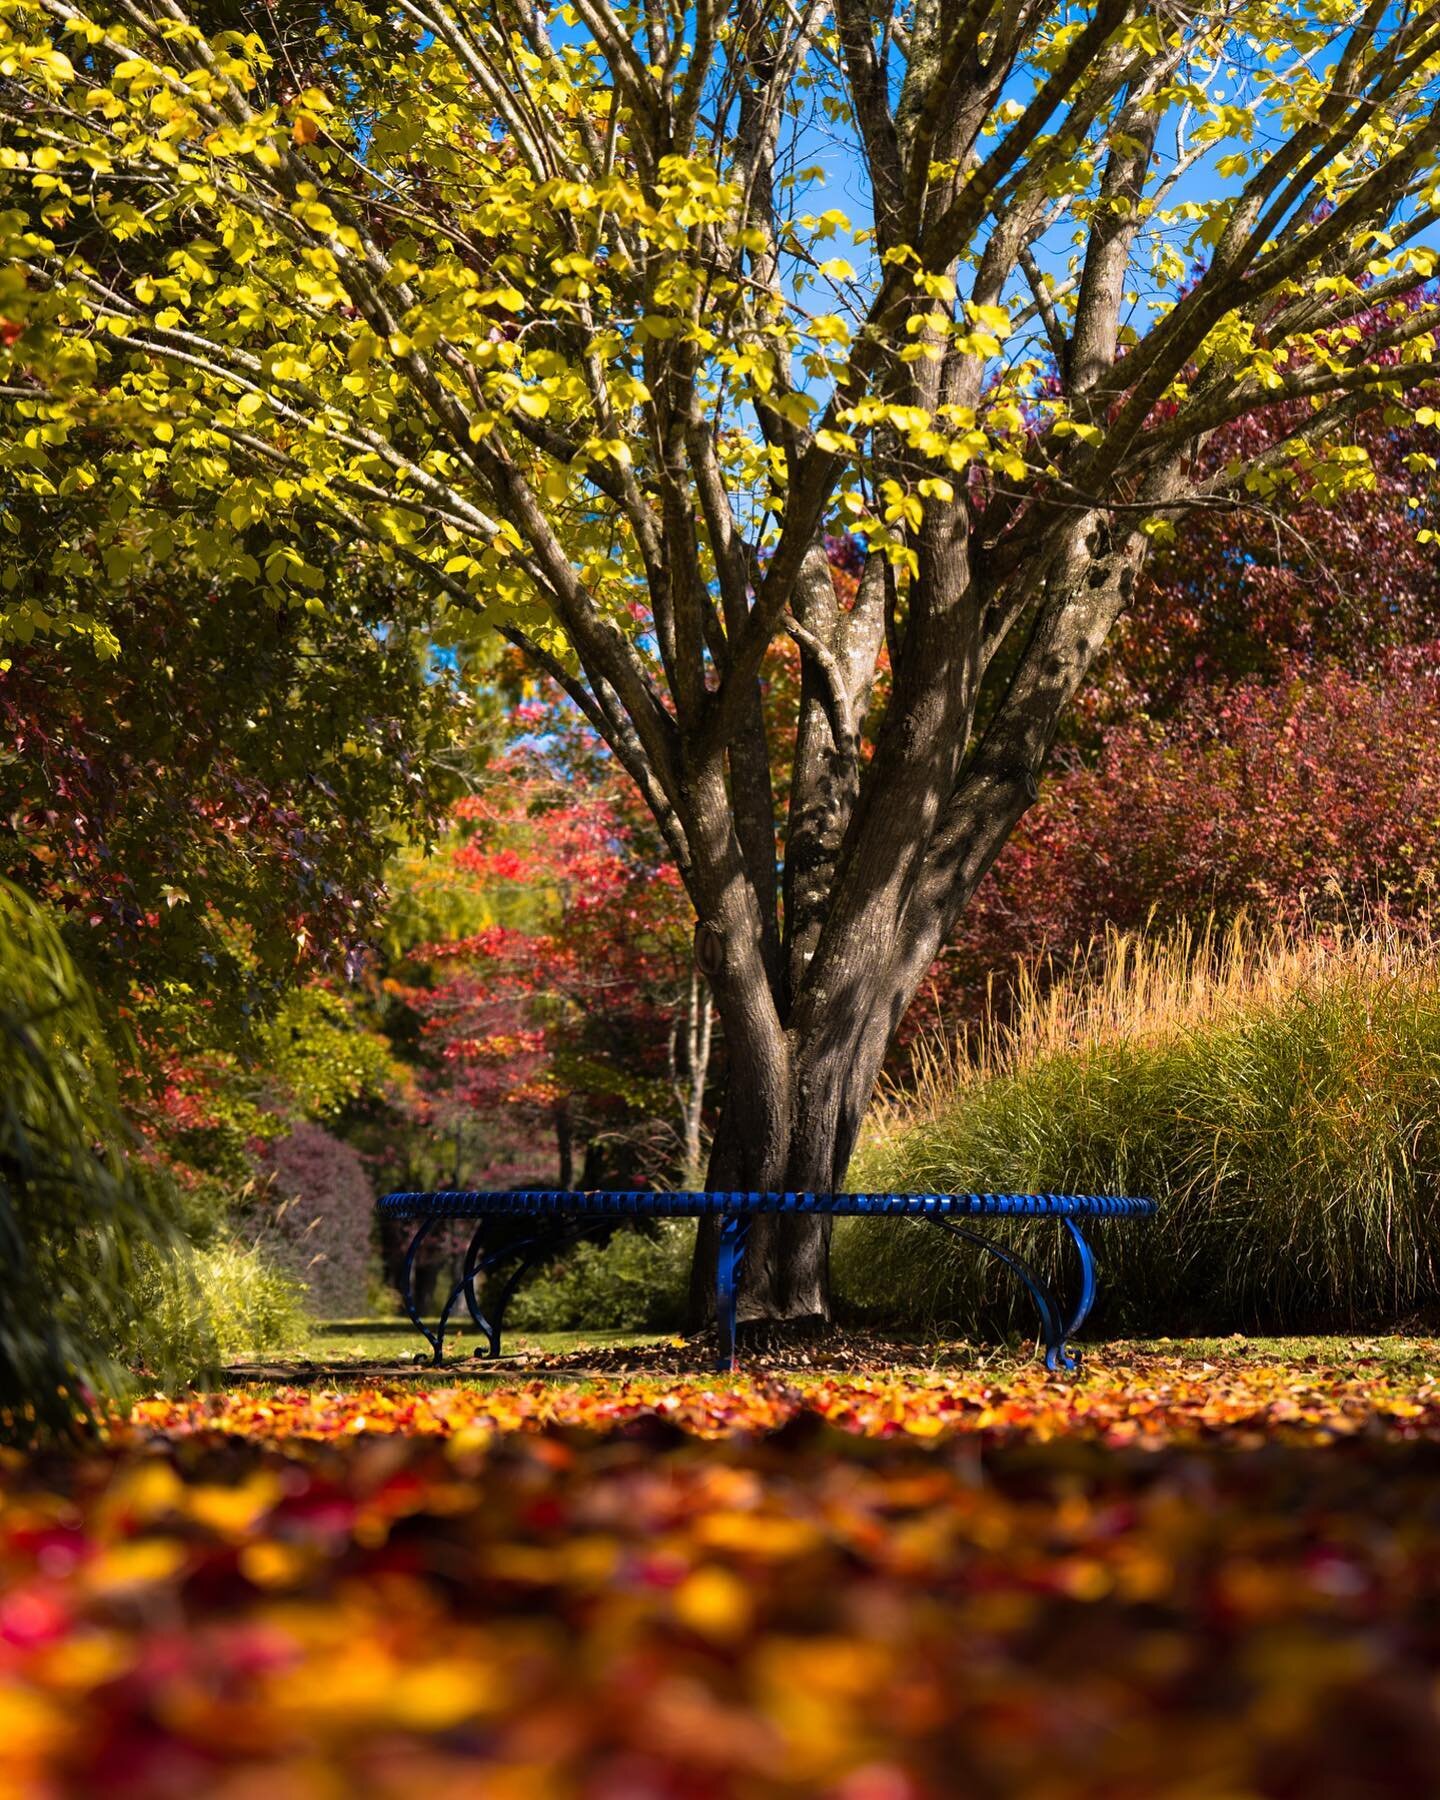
[185,1476,283,1538]
[0,1685,64,1763]
[84,1538,188,1595]
[238,1541,311,1588]
[672,1566,752,1640]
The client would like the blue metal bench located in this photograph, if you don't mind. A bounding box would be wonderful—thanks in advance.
[376,1188,1155,1373]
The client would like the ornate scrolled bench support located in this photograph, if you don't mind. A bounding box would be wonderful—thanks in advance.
[1063,1216,1098,1338]
[398,1215,444,1360]
[924,1217,1072,1371]
[920,1208,1104,1372]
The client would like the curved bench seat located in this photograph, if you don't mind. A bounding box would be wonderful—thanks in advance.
[376,1188,1156,1372]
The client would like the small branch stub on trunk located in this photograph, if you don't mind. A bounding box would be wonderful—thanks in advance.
[693,920,726,980]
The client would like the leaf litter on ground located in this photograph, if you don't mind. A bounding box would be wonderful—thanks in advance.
[3,1347,1440,1798]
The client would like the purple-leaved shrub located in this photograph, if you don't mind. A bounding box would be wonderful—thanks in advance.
[251,1121,379,1317]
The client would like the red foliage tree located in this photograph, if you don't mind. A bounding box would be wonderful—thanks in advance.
[396,725,708,1190]
[890,401,1440,1032]
[923,647,1440,1023]
[250,1121,380,1317]
[1076,412,1440,742]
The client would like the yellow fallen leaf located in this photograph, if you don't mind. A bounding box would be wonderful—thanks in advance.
[84,1538,188,1595]
[673,1566,751,1641]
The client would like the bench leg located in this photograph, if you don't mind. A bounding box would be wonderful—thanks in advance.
[405,1221,532,1366]
[469,1232,561,1359]
[715,1215,751,1372]
[427,1222,497,1364]
[925,1217,1075,1372]
[400,1217,446,1363]
[459,1228,504,1358]
[1062,1217,1097,1338]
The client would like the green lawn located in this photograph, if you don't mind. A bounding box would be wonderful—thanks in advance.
[277,1319,1440,1381]
[1118,1332,1440,1372]
[303,1317,666,1364]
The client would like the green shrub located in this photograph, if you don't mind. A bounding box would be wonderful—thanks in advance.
[129,1242,306,1370]
[507,1222,693,1334]
[841,919,1440,1337]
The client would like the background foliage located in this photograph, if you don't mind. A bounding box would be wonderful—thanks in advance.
[6,0,1440,1363]
[0,566,464,1007]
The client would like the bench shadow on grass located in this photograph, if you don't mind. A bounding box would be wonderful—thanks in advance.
[216,1318,675,1384]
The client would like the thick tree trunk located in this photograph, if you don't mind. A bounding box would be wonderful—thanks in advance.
[685,1022,877,1330]
[684,712,1055,1331]
[682,502,1155,1333]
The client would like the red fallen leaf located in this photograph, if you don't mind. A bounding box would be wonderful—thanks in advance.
[521,1497,569,1531]
[0,1585,69,1650]
[626,1552,691,1591]
[269,1491,358,1536]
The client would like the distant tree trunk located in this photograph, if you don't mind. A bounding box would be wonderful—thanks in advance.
[674,968,714,1189]
[556,1100,574,1190]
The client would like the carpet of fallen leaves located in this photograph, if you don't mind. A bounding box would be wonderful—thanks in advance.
[4,1351,1440,1799]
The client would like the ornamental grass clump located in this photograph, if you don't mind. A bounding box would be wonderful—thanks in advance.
[0,882,180,1439]
[840,918,1440,1337]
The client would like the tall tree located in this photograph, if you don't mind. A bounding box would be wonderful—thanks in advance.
[6,0,1440,1323]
